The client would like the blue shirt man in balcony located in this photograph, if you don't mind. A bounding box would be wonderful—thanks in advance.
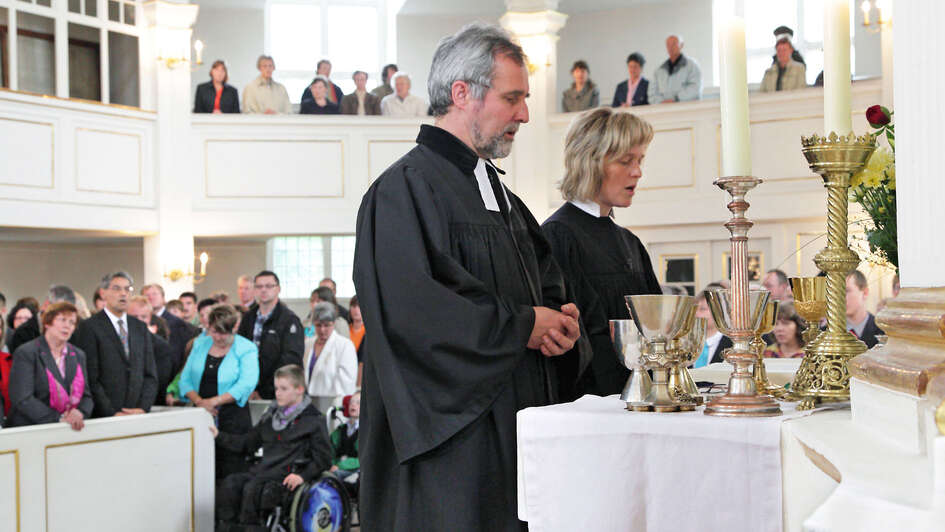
[647,34,702,104]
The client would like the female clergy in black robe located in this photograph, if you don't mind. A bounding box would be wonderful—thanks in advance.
[353,123,585,531]
[542,108,662,397]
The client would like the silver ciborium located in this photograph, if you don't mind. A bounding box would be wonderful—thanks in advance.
[669,313,708,406]
[625,294,696,412]
[705,288,781,416]
[610,319,652,406]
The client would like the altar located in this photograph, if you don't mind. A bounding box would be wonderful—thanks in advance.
[516,395,841,532]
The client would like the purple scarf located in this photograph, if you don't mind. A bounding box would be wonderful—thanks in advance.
[46,346,84,414]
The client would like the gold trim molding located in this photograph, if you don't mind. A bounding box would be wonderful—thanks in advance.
[0,450,20,532]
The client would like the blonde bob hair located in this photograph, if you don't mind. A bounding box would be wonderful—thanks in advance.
[559,108,654,202]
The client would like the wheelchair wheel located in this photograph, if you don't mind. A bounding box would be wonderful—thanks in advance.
[289,473,351,532]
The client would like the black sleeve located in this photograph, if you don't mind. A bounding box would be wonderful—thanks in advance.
[299,415,333,482]
[636,238,663,294]
[216,422,263,455]
[612,83,622,107]
[280,315,305,370]
[193,84,207,113]
[75,350,94,419]
[225,86,240,113]
[9,320,38,357]
[137,330,158,411]
[75,321,116,417]
[9,348,60,425]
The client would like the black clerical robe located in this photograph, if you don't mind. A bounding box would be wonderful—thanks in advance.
[353,124,574,531]
[542,202,662,397]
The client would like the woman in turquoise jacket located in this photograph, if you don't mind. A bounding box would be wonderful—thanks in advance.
[180,304,259,479]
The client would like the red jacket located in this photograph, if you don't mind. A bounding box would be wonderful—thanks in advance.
[0,350,11,416]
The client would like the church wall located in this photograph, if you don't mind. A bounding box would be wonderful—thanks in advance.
[555,0,715,112]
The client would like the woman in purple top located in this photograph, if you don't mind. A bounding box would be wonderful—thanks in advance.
[8,302,92,430]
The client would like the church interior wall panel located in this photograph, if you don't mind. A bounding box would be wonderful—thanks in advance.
[204,138,345,199]
[0,452,18,532]
[367,140,417,182]
[0,115,54,189]
[74,127,143,195]
[639,127,695,190]
[45,430,193,532]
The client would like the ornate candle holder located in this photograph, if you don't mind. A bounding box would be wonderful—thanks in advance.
[669,312,707,406]
[708,175,780,417]
[706,288,780,416]
[796,132,877,410]
[625,294,696,412]
[751,300,785,399]
[790,277,827,346]
[610,319,652,406]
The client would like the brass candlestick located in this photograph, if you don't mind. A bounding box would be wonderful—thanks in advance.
[788,276,827,400]
[796,132,877,410]
[706,176,781,417]
[751,300,786,398]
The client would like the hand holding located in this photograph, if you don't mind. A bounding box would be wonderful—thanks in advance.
[283,473,304,490]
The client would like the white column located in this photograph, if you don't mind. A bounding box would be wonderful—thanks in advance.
[500,0,567,220]
[893,0,945,288]
[143,1,200,298]
[880,24,893,107]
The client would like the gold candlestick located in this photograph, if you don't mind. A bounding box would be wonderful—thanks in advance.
[796,132,877,410]
[751,300,786,398]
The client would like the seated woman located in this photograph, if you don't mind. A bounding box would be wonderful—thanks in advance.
[7,302,92,430]
[212,364,332,530]
[764,302,806,358]
[193,60,240,113]
[300,76,340,115]
[330,392,360,483]
[179,304,259,479]
[541,107,662,399]
[303,303,357,412]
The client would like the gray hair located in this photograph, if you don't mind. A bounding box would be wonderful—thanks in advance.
[100,271,134,291]
[391,71,411,85]
[48,284,76,305]
[257,54,274,69]
[427,23,526,117]
[312,302,337,324]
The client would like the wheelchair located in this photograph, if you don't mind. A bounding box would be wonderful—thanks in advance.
[259,472,353,532]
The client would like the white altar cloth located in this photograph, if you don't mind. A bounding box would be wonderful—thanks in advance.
[517,394,827,532]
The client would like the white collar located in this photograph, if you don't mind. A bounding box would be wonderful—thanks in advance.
[103,307,127,330]
[705,331,723,348]
[569,199,612,218]
[473,158,510,212]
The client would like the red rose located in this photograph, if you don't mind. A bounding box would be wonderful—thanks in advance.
[866,105,891,127]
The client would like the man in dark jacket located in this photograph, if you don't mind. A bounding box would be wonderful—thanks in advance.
[237,271,304,399]
[141,283,199,376]
[74,272,158,418]
[213,364,332,528]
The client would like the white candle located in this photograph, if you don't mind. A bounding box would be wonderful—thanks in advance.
[824,0,853,135]
[718,16,751,176]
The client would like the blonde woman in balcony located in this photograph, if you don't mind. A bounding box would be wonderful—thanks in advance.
[541,107,662,399]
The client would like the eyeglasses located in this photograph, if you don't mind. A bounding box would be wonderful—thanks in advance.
[254,284,278,290]
[109,285,134,293]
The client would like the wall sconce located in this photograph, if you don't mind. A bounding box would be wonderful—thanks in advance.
[861,0,891,32]
[156,30,205,69]
[164,252,210,284]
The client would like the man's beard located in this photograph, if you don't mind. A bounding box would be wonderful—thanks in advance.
[472,121,518,159]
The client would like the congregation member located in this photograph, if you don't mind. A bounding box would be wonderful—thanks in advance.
[692,283,732,367]
[0,292,5,318]
[92,289,106,312]
[760,29,807,92]
[242,55,291,115]
[542,108,661,398]
[237,271,304,400]
[305,286,349,339]
[762,269,794,301]
[127,296,176,407]
[316,59,345,104]
[341,70,382,115]
[180,304,259,479]
[7,302,92,430]
[74,294,91,320]
[8,284,78,355]
[236,274,255,312]
[193,59,240,113]
[372,63,398,99]
[5,301,35,352]
[770,26,806,66]
[165,300,184,319]
[299,76,340,115]
[329,392,361,484]
[380,72,427,117]
[847,269,884,348]
[354,23,581,530]
[212,364,331,530]
[347,295,364,352]
[611,52,649,107]
[648,34,702,103]
[763,302,806,358]
[302,302,357,412]
[164,297,218,406]
[179,292,200,327]
[74,272,157,418]
[561,60,599,112]
[142,283,199,375]
[0,317,10,417]
[318,277,350,323]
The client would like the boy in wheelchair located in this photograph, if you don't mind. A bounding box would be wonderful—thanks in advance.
[211,364,332,531]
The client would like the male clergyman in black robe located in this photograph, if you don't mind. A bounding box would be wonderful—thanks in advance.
[353,23,584,531]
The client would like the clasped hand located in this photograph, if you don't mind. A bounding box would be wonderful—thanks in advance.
[61,408,85,431]
[528,303,581,357]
